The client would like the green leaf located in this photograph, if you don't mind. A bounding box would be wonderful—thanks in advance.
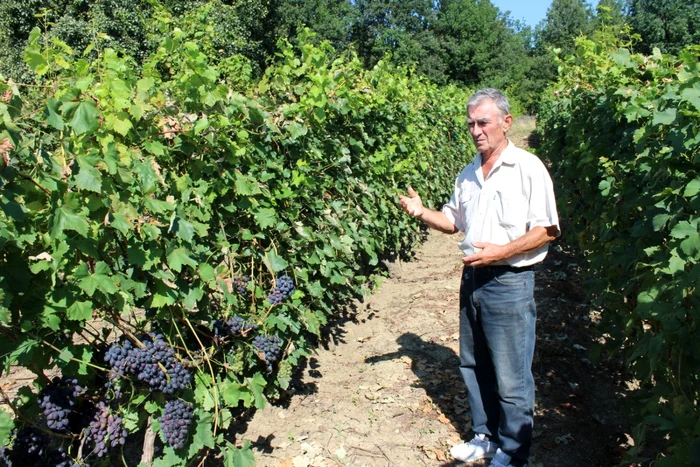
[198,263,215,281]
[167,247,197,273]
[670,221,697,239]
[246,373,267,409]
[106,112,133,136]
[680,233,700,257]
[684,178,700,198]
[652,108,677,126]
[234,173,261,196]
[0,409,14,448]
[224,441,255,467]
[24,48,48,75]
[172,217,195,243]
[221,381,250,407]
[74,155,103,193]
[74,262,118,297]
[51,199,89,238]
[254,208,277,229]
[70,100,100,135]
[652,214,670,231]
[286,122,308,140]
[144,140,167,156]
[45,98,64,130]
[265,250,289,273]
[151,449,183,467]
[681,85,700,111]
[150,281,178,308]
[187,410,216,459]
[66,300,93,321]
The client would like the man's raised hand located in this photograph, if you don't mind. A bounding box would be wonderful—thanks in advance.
[399,186,424,218]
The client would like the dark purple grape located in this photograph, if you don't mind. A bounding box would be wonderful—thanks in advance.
[38,376,82,432]
[84,402,127,458]
[253,335,283,371]
[212,315,258,339]
[232,275,250,295]
[158,399,194,449]
[103,334,191,394]
[267,275,294,305]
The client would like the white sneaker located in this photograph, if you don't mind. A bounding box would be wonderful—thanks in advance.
[488,448,519,467]
[450,434,499,462]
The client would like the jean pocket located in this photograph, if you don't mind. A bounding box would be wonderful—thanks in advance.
[492,270,529,287]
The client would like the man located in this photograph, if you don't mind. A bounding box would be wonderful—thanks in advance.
[398,88,560,467]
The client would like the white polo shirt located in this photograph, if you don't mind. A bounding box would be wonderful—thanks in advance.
[442,140,560,267]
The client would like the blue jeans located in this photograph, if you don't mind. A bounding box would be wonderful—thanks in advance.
[459,265,536,466]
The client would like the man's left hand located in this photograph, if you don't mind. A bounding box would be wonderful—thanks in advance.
[462,242,506,267]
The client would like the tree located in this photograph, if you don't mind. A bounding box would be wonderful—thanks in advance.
[536,0,593,56]
[627,0,700,54]
[350,0,445,79]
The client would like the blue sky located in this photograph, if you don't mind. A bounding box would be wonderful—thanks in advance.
[491,0,599,28]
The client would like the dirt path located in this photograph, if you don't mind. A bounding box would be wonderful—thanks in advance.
[234,119,633,467]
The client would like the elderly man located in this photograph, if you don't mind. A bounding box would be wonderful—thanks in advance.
[399,88,560,467]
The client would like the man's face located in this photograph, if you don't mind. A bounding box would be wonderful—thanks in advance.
[467,100,510,157]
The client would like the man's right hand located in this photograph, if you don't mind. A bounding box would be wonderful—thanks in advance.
[399,186,425,218]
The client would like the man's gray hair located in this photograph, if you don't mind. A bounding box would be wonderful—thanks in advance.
[467,88,511,120]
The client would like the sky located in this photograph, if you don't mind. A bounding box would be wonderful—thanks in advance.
[491,0,600,29]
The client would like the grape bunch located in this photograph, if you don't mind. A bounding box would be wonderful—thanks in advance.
[104,334,191,394]
[232,275,250,294]
[4,426,83,466]
[85,402,128,458]
[158,399,194,450]
[5,426,50,465]
[212,315,258,339]
[253,335,283,371]
[38,376,82,432]
[267,275,294,305]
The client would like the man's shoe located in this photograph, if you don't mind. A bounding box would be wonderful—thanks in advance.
[450,434,498,462]
[488,448,523,467]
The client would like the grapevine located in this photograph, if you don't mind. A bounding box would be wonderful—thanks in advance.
[0,19,472,465]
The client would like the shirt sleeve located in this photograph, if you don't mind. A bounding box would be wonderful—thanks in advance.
[442,176,465,233]
[527,159,561,237]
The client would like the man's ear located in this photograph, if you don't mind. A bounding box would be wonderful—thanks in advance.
[503,114,514,132]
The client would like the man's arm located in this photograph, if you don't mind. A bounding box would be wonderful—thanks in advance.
[398,187,459,234]
[462,225,559,267]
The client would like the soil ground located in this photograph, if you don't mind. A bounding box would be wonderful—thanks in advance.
[232,118,634,467]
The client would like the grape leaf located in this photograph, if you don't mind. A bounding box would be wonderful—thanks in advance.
[66,300,93,321]
[74,262,118,296]
[70,100,100,135]
[167,247,197,273]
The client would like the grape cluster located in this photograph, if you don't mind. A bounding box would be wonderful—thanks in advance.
[85,402,128,458]
[104,334,191,394]
[38,377,82,432]
[253,335,283,371]
[158,399,194,450]
[267,275,294,305]
[6,426,50,465]
[212,315,258,339]
[232,275,250,294]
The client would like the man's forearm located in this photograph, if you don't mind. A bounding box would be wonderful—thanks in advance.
[500,225,559,259]
[417,209,459,234]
